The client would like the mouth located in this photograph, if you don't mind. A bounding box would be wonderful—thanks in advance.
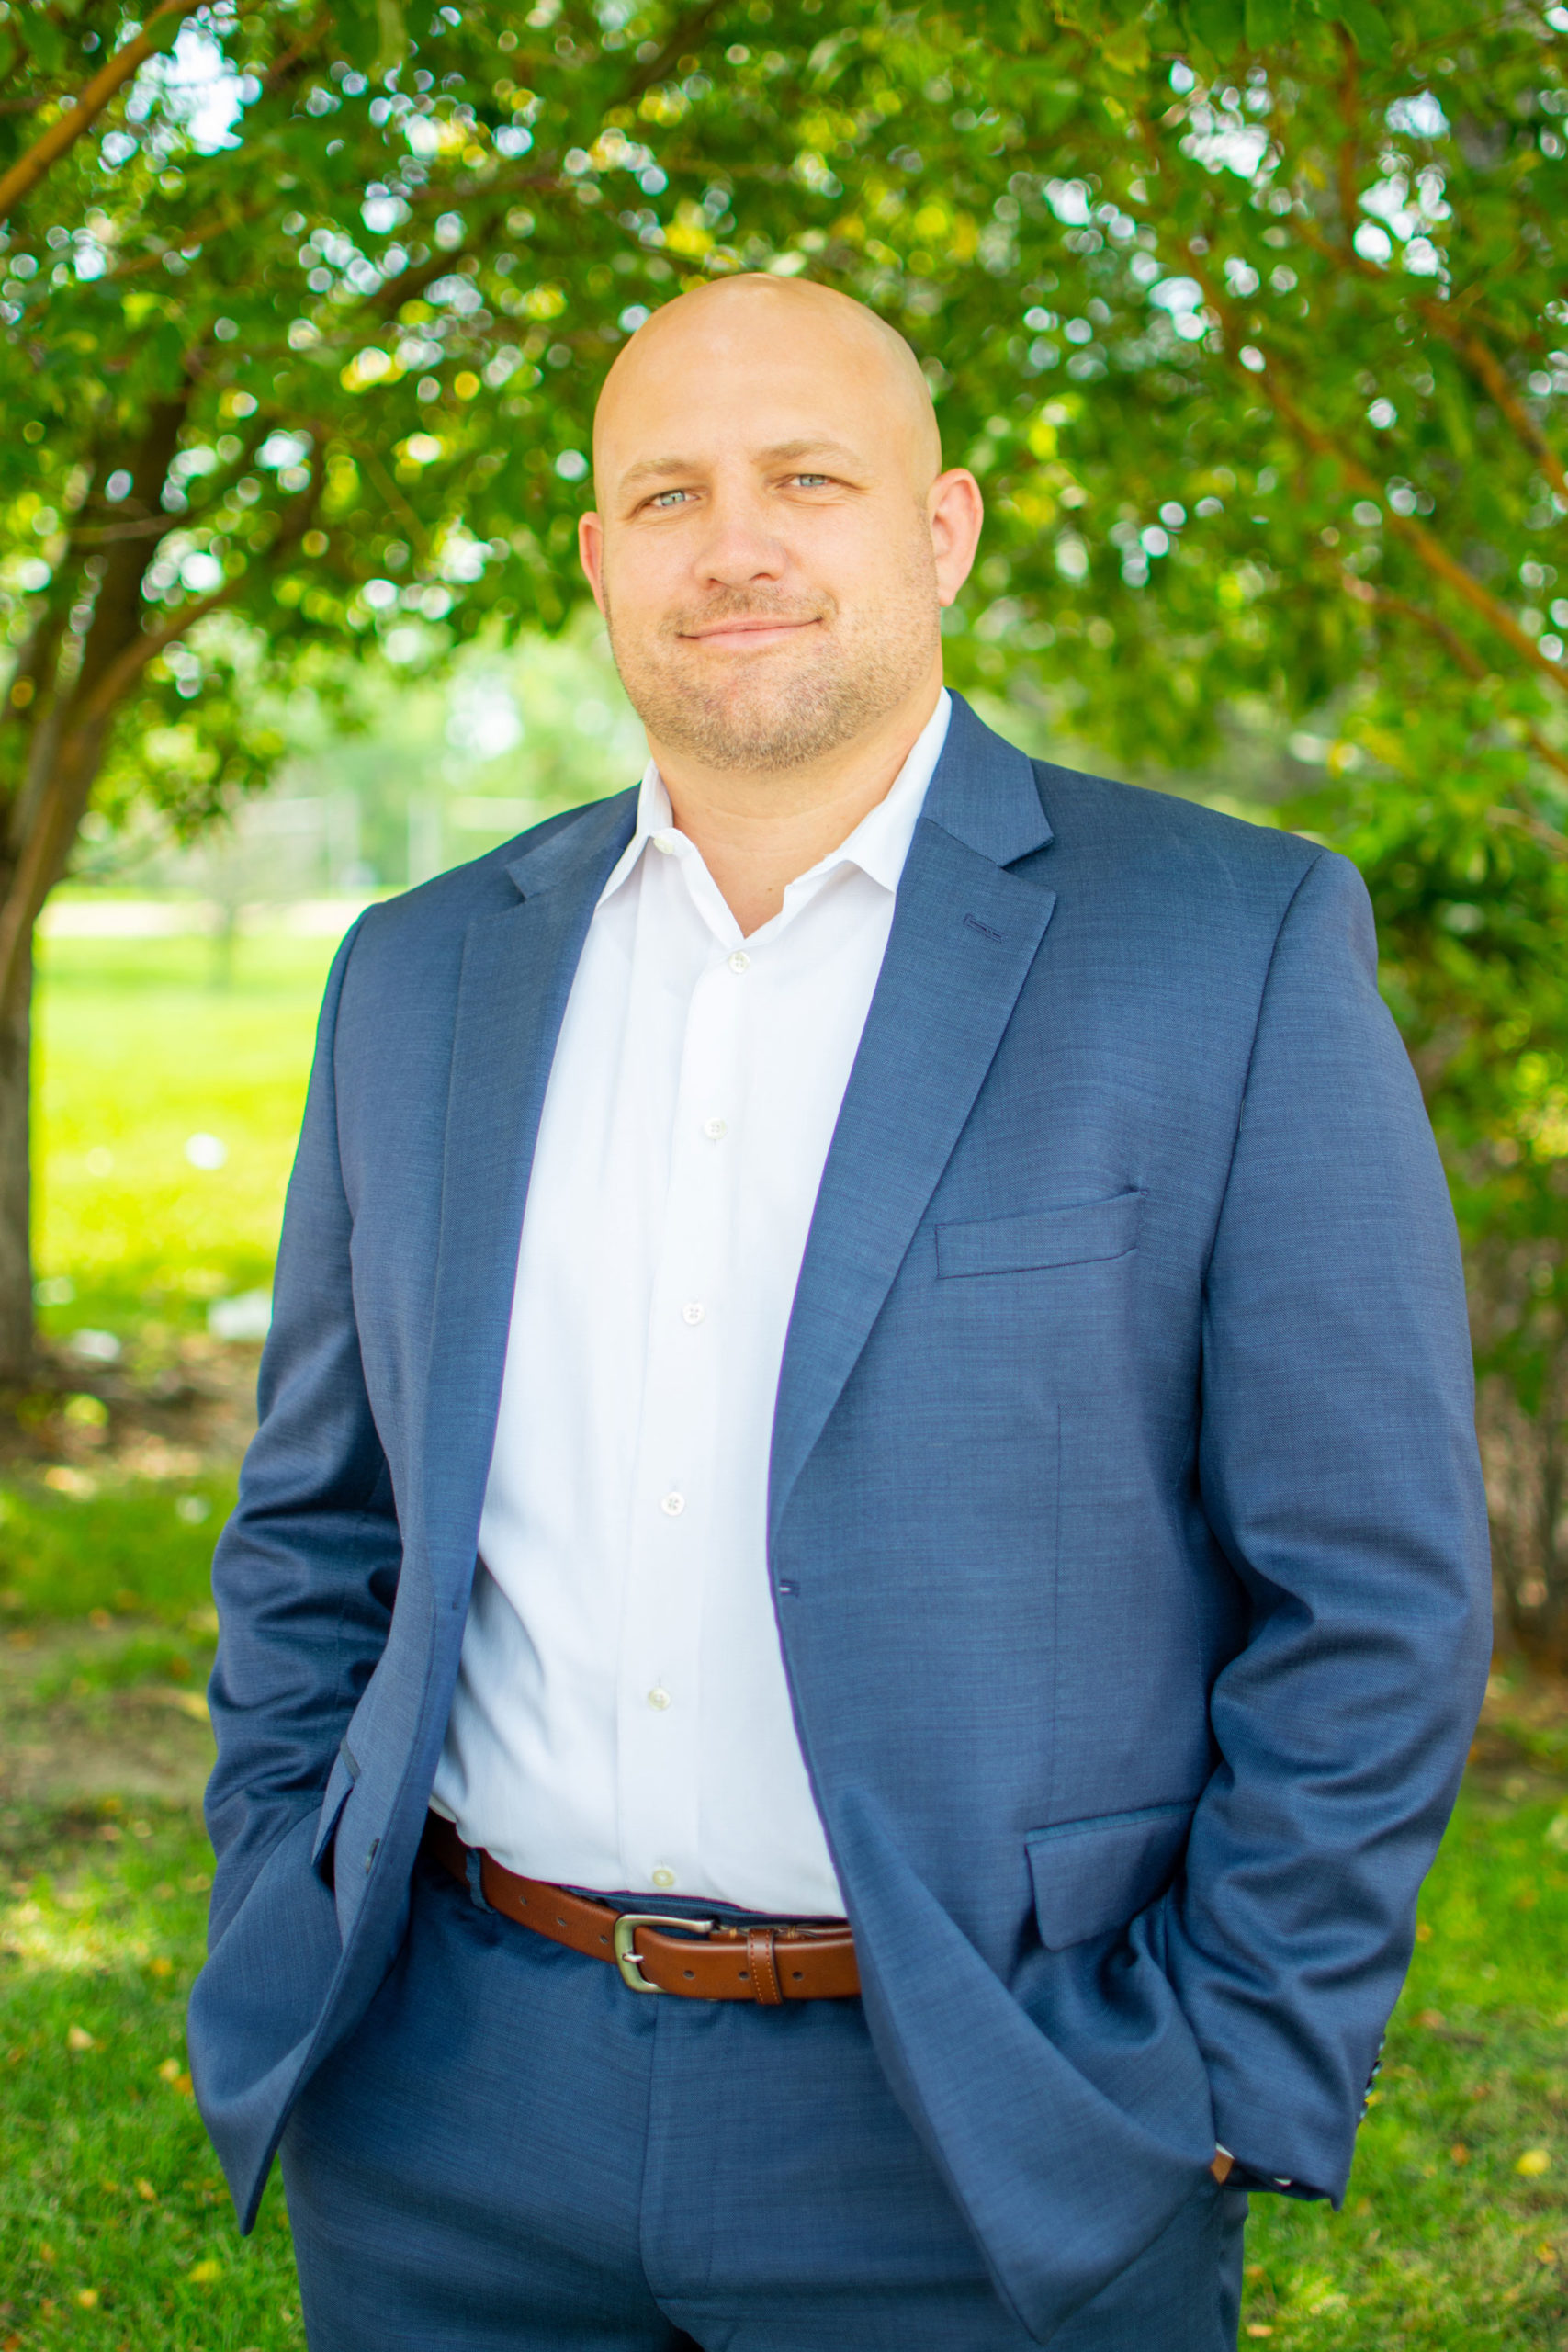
[677,617,823,653]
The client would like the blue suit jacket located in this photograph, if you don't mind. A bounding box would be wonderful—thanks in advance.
[192,695,1490,2342]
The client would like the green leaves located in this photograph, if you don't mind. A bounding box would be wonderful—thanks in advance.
[1176,0,1395,58]
[1243,0,1295,49]
[0,4,1562,1401]
[1331,0,1394,61]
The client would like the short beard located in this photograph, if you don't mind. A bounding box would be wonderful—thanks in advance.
[604,564,940,775]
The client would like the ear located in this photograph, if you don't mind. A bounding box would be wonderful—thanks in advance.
[928,469,985,607]
[579,511,608,613]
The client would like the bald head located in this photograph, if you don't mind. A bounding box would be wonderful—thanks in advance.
[593,274,942,500]
[577,271,981,786]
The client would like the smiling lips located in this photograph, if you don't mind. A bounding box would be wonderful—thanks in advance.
[678,614,824,651]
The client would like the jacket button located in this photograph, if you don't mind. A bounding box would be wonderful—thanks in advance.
[365,1838,380,1874]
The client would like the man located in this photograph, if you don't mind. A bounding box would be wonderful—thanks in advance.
[191,276,1490,2351]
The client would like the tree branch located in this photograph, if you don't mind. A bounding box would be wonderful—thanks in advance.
[1333,22,1361,247]
[1288,214,1568,506]
[1349,580,1568,814]
[1259,356,1568,695]
[1440,321,1568,510]
[0,0,208,223]
[1174,233,1568,701]
[80,471,322,726]
[616,0,731,106]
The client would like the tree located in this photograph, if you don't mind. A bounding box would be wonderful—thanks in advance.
[3,0,1565,1643]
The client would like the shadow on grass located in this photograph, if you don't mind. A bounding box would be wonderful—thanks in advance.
[1242,1779,1568,2346]
[3,1781,1568,2347]
[0,1802,298,2350]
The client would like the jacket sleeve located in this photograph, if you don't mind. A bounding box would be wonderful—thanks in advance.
[204,916,402,1947]
[1169,846,1492,2200]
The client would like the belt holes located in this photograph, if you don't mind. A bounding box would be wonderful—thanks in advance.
[739,1969,749,1979]
[683,1968,694,1979]
[555,1915,567,1927]
[598,1932,609,1945]
[792,1970,804,1980]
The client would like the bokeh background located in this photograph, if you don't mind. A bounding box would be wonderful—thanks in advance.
[3,0,1568,2343]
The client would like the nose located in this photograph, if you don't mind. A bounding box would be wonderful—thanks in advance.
[692,480,789,593]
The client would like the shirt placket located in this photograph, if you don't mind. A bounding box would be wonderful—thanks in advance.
[615,892,750,1896]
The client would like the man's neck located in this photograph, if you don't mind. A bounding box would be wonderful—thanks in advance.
[648,673,943,938]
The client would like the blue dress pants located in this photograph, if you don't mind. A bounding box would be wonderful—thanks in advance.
[280,1854,1246,2350]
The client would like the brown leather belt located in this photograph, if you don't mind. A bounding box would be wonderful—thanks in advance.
[423,1812,861,2003]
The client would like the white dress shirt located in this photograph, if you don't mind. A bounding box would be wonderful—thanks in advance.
[430,691,952,1916]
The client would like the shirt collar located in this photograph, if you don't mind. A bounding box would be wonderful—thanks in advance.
[598,688,952,910]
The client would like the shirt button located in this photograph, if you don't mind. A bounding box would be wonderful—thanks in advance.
[648,1686,671,1710]
[652,833,676,855]
[728,950,750,974]
[703,1116,728,1141]
[660,1491,685,1516]
[682,1303,705,1325]
[651,1866,676,1889]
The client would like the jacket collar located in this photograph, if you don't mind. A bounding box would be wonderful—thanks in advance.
[919,688,1053,869]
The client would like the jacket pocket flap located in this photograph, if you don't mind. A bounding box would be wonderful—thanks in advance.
[937,1191,1143,1279]
[1025,1798,1196,1951]
[310,1739,359,1873]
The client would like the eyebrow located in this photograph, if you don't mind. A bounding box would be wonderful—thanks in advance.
[616,438,868,494]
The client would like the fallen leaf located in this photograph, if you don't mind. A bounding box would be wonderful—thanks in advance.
[148,1687,211,1723]
[1450,2143,1470,2165]
[65,2025,94,2052]
[1247,2330,1274,2342]
[1517,2149,1552,2177]
[73,2289,98,2310]
[188,2258,221,2285]
[135,2179,156,2203]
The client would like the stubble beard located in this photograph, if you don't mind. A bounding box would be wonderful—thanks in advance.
[604,561,941,775]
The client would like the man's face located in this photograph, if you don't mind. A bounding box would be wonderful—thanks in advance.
[581,282,977,775]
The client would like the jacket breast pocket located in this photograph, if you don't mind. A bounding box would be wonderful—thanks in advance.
[1025,1797,1197,1951]
[936,1190,1143,1280]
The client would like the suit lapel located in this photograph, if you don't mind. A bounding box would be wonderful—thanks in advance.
[418,794,637,1573]
[769,699,1056,1547]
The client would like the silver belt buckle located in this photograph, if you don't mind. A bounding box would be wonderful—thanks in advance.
[612,1909,715,1993]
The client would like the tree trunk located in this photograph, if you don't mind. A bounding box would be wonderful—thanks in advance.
[0,398,191,1380]
[0,934,33,1382]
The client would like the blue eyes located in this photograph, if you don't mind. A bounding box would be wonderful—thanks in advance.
[644,475,832,513]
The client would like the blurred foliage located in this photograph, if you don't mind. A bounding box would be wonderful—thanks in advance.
[246,611,644,887]
[2,0,1567,1637]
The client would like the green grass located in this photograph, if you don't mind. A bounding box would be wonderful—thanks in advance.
[0,1804,299,2351]
[2,1781,1564,2347]
[33,932,340,1341]
[0,1477,236,1629]
[1242,1784,1568,2344]
[4,919,1564,2345]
